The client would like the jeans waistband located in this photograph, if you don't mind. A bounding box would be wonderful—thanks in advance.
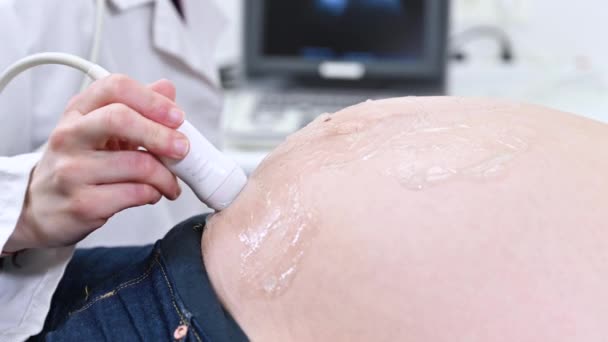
[158,214,248,342]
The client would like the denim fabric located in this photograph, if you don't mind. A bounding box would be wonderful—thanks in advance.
[31,215,248,342]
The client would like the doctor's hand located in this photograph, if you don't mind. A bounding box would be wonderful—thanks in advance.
[4,75,189,252]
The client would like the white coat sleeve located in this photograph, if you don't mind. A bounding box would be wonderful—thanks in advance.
[0,153,75,342]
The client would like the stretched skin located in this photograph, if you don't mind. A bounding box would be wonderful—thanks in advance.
[203,97,608,341]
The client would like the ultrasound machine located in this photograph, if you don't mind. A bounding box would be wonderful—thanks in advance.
[223,0,449,148]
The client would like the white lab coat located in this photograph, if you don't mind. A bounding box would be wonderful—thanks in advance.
[0,0,226,340]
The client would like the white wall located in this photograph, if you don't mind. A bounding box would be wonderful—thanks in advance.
[450,0,608,122]
[467,0,608,70]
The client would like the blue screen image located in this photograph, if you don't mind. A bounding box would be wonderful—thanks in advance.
[316,0,404,15]
[264,0,425,62]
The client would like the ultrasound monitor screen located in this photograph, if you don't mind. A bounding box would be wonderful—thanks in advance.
[263,0,426,62]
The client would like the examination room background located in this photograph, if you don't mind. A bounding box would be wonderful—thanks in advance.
[213,0,608,124]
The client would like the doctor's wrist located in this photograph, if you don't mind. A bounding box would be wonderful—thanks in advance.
[7,178,44,253]
[5,211,37,253]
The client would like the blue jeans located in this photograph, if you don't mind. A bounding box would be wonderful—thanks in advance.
[31,215,248,342]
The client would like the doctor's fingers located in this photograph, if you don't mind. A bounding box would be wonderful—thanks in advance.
[148,79,177,101]
[81,150,181,200]
[77,183,164,222]
[99,80,176,152]
[66,74,183,129]
[54,103,190,160]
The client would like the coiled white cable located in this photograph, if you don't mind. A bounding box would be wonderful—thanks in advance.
[0,53,247,211]
[89,0,106,67]
[0,52,110,92]
[80,0,107,91]
[0,2,110,93]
